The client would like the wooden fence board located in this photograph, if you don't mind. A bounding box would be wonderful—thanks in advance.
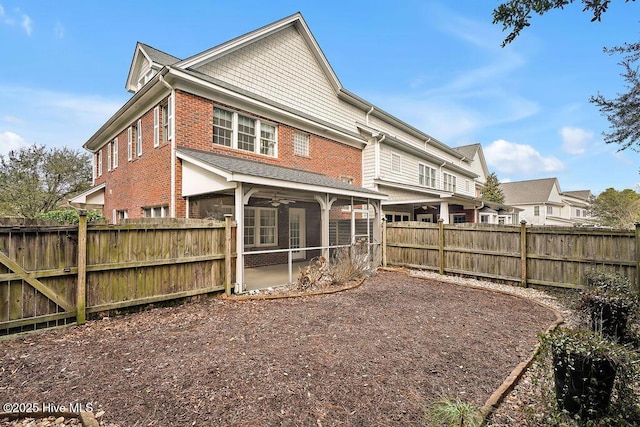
[1,219,234,335]
[387,222,638,291]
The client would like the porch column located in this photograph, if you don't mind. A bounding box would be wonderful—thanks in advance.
[372,201,381,243]
[235,183,244,293]
[439,201,450,224]
[314,194,333,259]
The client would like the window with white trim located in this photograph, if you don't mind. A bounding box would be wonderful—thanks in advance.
[127,127,133,161]
[213,106,278,157]
[136,119,142,156]
[385,212,410,222]
[153,106,160,148]
[443,172,456,192]
[294,131,309,157]
[113,138,118,168]
[214,107,233,147]
[576,209,581,217]
[547,205,553,215]
[143,205,168,218]
[391,153,401,173]
[534,206,540,216]
[244,207,278,247]
[451,213,466,224]
[418,163,436,188]
[260,123,277,156]
[97,150,103,176]
[114,209,128,224]
[237,115,256,152]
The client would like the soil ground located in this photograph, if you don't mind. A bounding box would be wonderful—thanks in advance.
[0,270,557,426]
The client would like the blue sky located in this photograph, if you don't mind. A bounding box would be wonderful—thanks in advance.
[0,1,638,195]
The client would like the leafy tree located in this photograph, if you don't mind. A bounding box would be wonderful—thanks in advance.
[493,1,640,151]
[0,144,92,218]
[492,0,636,47]
[481,172,505,203]
[589,187,640,229]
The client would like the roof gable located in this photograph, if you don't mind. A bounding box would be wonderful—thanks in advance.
[177,13,342,93]
[126,43,181,93]
[500,178,561,205]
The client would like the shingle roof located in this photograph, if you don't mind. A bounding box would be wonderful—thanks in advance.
[500,178,559,204]
[139,43,181,66]
[562,190,591,201]
[453,144,480,159]
[177,147,385,197]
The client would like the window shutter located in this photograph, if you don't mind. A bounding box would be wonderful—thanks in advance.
[153,106,159,147]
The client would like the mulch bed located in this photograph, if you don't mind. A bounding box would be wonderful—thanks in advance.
[0,270,557,426]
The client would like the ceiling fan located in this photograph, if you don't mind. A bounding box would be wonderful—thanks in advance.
[260,193,296,207]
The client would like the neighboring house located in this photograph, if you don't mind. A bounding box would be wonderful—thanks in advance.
[71,13,516,289]
[500,178,594,226]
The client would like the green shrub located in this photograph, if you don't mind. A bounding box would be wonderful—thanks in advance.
[35,209,105,224]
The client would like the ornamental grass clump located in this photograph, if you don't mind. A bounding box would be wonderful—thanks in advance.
[424,396,483,427]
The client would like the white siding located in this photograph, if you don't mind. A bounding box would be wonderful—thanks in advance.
[362,142,376,188]
[195,26,363,135]
[378,146,475,197]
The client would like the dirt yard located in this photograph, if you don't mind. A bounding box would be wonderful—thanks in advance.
[0,270,557,426]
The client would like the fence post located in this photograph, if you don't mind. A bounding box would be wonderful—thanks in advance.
[438,218,445,275]
[520,220,528,288]
[381,218,387,267]
[76,210,88,325]
[224,215,233,296]
[635,223,640,294]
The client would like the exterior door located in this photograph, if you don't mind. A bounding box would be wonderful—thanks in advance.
[289,208,306,260]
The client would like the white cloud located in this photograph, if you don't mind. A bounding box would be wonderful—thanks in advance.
[2,115,25,125]
[0,131,27,156]
[484,139,565,175]
[21,14,32,35]
[54,21,64,39]
[560,126,593,154]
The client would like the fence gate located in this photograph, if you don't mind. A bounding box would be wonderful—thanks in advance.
[0,225,78,335]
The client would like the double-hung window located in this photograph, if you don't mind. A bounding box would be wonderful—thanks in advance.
[547,206,553,215]
[213,107,278,157]
[214,107,233,147]
[244,207,277,247]
[237,115,256,152]
[260,123,277,155]
[534,206,540,216]
[113,138,118,168]
[128,127,133,161]
[418,164,436,188]
[107,142,112,171]
[443,172,456,192]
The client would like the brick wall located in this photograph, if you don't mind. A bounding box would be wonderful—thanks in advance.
[95,99,172,223]
[174,91,362,185]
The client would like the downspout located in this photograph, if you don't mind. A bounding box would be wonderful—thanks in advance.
[159,74,176,217]
[476,201,484,223]
[365,106,374,125]
[374,133,385,180]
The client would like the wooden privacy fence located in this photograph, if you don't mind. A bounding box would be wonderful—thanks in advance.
[0,214,236,335]
[383,221,640,291]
